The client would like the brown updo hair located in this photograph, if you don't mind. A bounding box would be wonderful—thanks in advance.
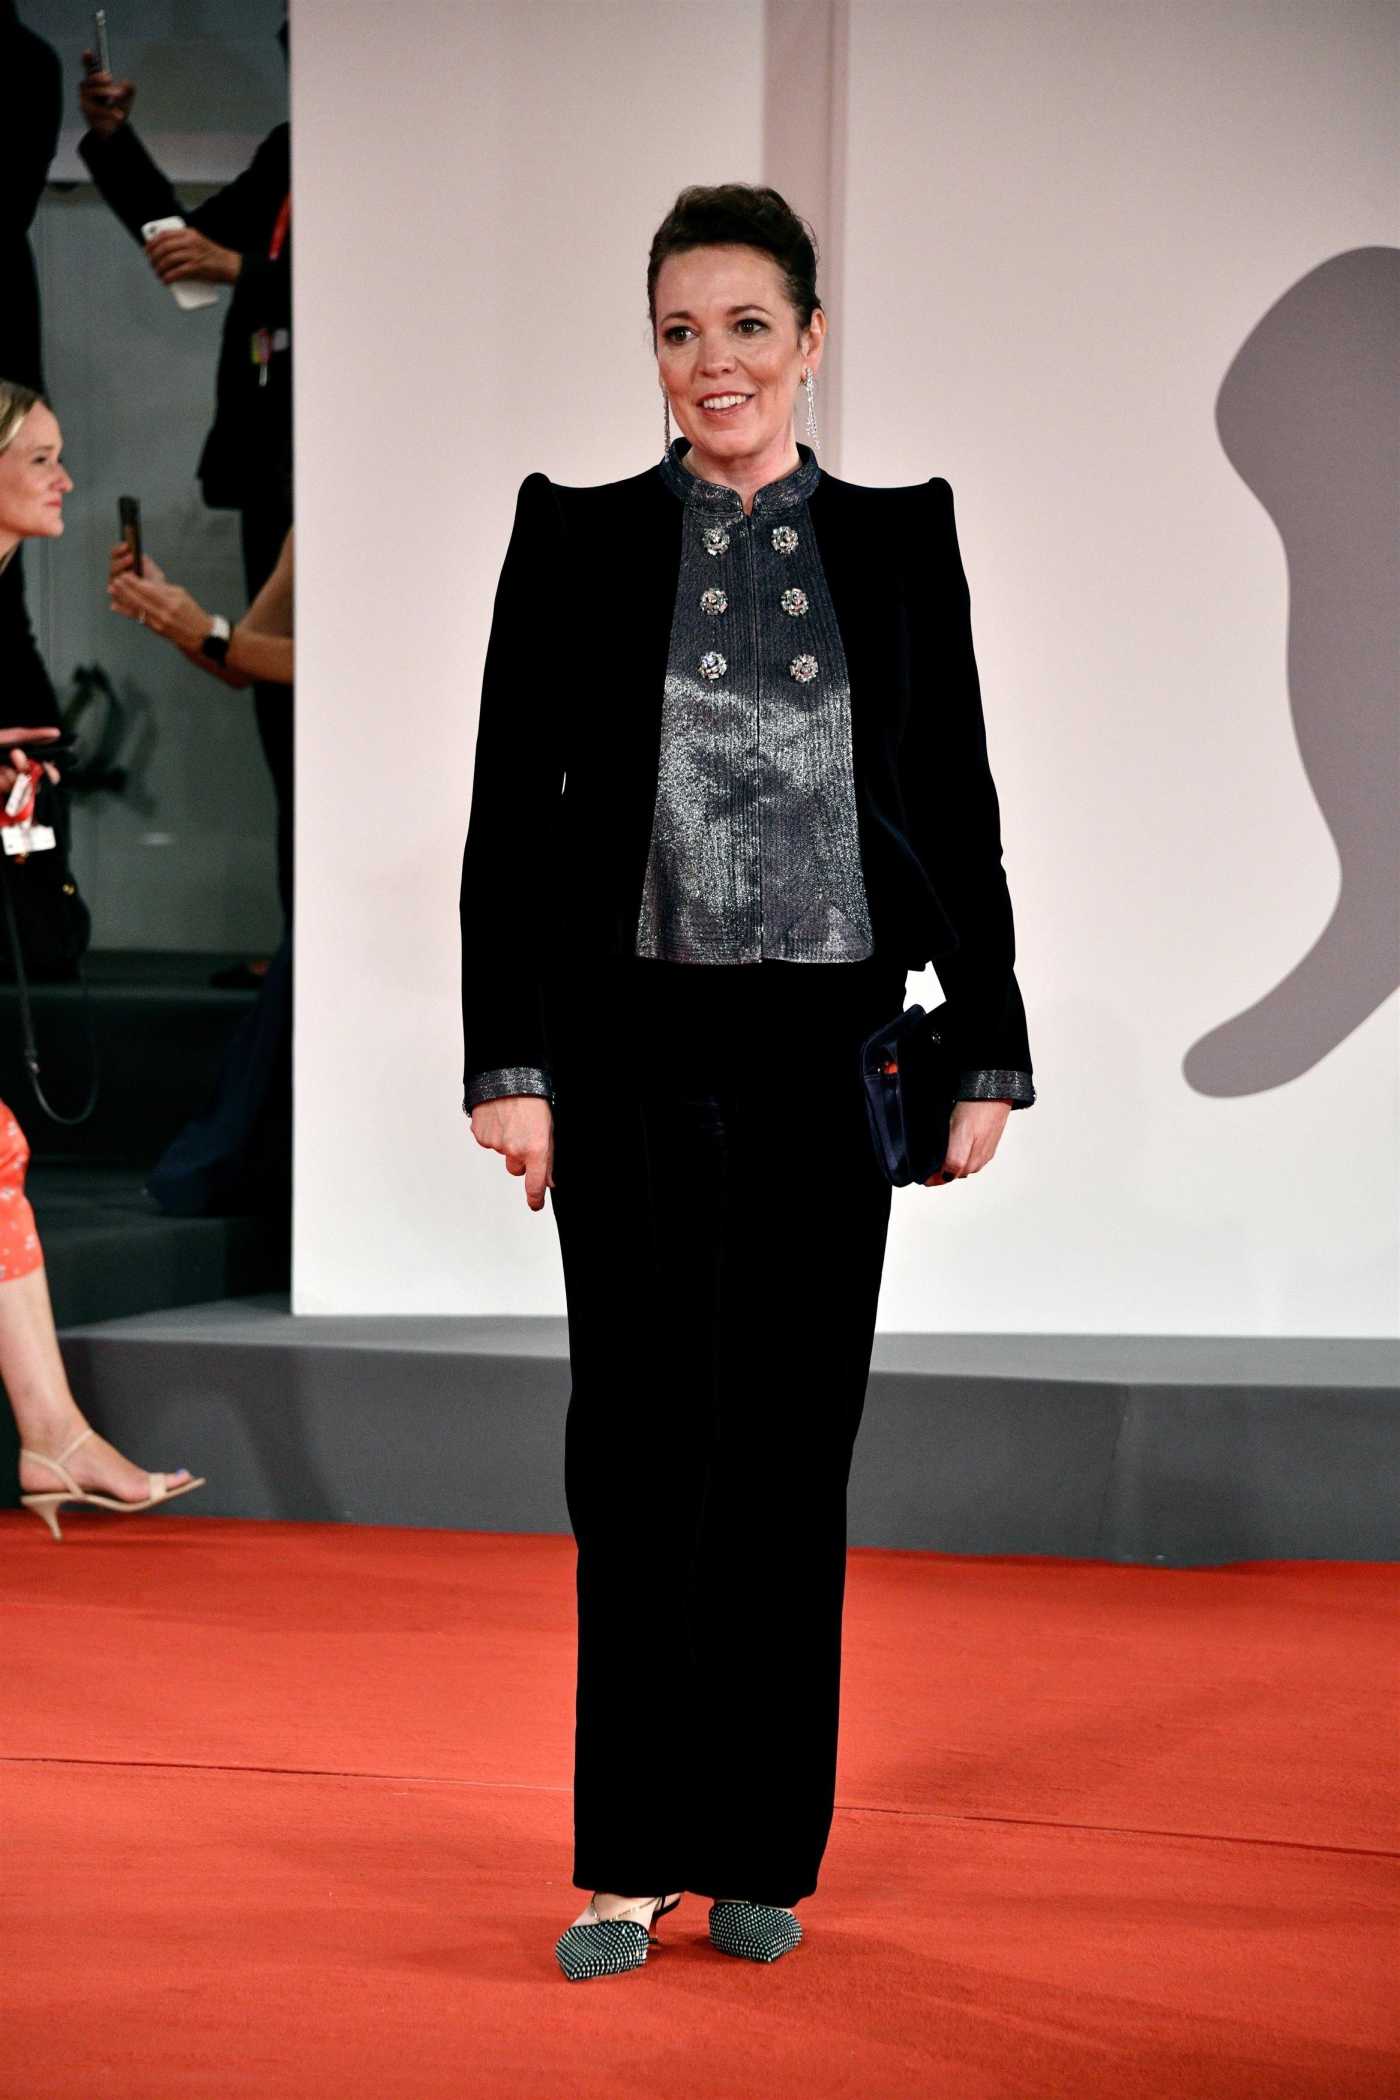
[647,184,821,339]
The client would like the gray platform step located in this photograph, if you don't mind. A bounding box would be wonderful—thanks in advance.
[19,1298,1397,1565]
[0,950,260,1167]
[27,1168,289,1331]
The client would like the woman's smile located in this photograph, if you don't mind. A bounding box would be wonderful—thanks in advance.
[653,242,827,507]
[0,402,73,552]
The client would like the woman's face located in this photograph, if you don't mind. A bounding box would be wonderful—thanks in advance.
[654,244,824,469]
[0,403,73,545]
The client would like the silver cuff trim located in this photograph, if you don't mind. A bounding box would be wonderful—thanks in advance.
[465,1065,553,1110]
[956,1068,1036,1107]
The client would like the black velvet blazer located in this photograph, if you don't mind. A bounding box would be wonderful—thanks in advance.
[459,460,1033,1095]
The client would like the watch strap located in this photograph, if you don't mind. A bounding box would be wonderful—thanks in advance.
[200,615,232,665]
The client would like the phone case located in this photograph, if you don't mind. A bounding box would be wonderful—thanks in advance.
[140,217,220,313]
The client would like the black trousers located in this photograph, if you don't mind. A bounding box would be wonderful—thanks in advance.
[545,950,905,1907]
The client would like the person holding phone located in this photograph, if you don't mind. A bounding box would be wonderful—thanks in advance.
[107,526,294,692]
[77,13,295,922]
[0,376,204,1534]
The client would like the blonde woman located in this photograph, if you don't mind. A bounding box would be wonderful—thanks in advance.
[0,377,204,1535]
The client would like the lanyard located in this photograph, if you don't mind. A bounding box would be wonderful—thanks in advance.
[253,195,293,385]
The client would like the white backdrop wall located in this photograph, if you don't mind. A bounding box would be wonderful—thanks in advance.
[839,0,1399,1335]
[293,0,1398,1333]
[292,0,765,1314]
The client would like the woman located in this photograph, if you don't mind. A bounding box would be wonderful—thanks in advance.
[459,187,1034,1980]
[0,376,203,1535]
[0,2,63,735]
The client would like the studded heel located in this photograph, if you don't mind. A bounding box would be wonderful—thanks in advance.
[554,1890,683,1982]
[708,1899,803,1963]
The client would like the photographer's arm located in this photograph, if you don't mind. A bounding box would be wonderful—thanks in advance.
[107,536,293,688]
[187,626,292,689]
[77,80,244,287]
[186,129,288,255]
[196,530,295,687]
[153,149,295,296]
[76,86,179,244]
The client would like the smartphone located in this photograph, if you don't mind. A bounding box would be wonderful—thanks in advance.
[93,9,112,75]
[118,495,142,578]
[140,215,220,314]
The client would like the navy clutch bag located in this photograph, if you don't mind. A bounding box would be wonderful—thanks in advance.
[858,1001,958,1187]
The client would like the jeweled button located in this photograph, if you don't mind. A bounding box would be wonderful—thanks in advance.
[789,653,819,683]
[700,587,728,615]
[781,587,809,616]
[699,651,728,681]
[771,525,799,555]
[704,525,730,556]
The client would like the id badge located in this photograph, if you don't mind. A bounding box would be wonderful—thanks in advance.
[2,824,55,858]
[3,767,55,855]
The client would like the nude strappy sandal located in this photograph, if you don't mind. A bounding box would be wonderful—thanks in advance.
[19,1427,206,1540]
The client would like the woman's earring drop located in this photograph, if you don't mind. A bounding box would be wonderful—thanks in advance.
[662,388,672,453]
[803,368,819,449]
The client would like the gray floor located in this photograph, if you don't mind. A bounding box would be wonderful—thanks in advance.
[28,1296,1399,1565]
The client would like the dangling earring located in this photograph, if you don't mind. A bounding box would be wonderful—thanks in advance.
[803,367,819,449]
[662,386,672,454]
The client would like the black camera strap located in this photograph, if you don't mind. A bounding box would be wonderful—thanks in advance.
[0,795,99,1127]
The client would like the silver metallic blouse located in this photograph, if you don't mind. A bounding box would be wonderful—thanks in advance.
[635,440,873,964]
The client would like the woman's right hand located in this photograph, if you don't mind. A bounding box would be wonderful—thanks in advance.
[109,542,167,589]
[468,1096,555,1211]
[79,60,135,138]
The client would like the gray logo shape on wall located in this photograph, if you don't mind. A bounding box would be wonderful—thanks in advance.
[1185,248,1399,1097]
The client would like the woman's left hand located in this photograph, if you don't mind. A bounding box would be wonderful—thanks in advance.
[109,566,210,652]
[925,1099,1012,1186]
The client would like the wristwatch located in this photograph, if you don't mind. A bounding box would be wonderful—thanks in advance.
[199,614,232,665]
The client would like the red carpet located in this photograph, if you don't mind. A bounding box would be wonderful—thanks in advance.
[0,1515,1395,2098]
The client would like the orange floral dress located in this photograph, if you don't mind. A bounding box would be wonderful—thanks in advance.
[0,1101,43,1282]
